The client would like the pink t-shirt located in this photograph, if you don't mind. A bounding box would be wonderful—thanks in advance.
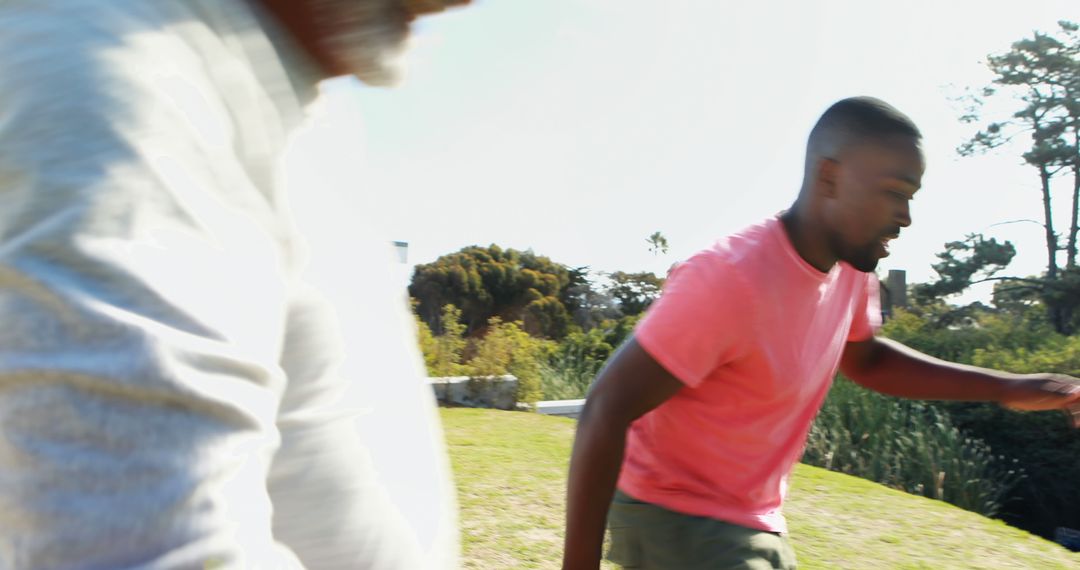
[618,216,881,534]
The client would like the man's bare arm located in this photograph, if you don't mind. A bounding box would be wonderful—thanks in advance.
[561,336,684,570]
[840,336,1080,412]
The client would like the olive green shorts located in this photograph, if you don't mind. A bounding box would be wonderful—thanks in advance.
[606,490,798,569]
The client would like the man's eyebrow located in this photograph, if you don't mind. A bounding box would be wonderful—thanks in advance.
[891,174,921,191]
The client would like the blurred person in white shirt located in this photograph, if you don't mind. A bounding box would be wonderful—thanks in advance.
[0,1,467,568]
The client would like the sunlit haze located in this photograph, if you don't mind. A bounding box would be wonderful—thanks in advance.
[295,0,1080,304]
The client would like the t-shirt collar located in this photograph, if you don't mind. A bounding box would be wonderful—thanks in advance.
[769,214,838,283]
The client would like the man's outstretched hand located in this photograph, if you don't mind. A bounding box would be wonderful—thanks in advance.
[998,374,1080,427]
[1067,403,1080,429]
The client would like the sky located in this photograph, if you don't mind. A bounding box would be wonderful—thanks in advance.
[305,0,1080,304]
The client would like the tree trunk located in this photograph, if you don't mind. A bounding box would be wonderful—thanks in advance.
[1061,130,1080,334]
[1067,167,1080,269]
[1039,163,1067,332]
[1041,164,1058,280]
[1069,128,1080,269]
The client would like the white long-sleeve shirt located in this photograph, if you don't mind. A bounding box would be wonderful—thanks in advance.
[0,1,457,568]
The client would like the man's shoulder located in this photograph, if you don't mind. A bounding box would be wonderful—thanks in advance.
[0,1,262,166]
[667,220,775,296]
[691,217,777,270]
[0,2,174,108]
[0,1,160,58]
[0,1,248,98]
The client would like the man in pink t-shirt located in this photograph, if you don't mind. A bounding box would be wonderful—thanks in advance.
[561,97,1080,570]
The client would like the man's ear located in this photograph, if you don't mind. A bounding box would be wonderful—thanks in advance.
[815,157,840,199]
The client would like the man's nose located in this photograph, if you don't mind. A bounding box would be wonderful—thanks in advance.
[896,202,912,228]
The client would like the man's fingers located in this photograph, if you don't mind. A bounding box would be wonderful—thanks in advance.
[1038,375,1080,394]
[1001,378,1080,411]
[1051,381,1080,409]
[1037,376,1080,400]
[1066,404,1080,429]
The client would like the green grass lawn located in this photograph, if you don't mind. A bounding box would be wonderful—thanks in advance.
[442,407,1080,569]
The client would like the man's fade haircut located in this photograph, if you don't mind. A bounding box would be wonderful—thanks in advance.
[805,96,921,171]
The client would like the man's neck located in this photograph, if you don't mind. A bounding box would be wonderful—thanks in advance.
[779,205,837,273]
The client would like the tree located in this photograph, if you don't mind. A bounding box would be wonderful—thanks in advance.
[646,231,669,256]
[416,304,469,377]
[605,271,664,316]
[410,245,572,339]
[560,266,621,331]
[949,20,1080,333]
[912,234,1017,304]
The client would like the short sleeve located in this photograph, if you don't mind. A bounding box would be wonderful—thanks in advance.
[634,252,750,388]
[847,272,882,342]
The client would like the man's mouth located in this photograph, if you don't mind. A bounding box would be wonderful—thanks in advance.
[878,234,899,255]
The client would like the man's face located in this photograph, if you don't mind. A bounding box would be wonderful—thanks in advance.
[304,0,466,85]
[822,135,924,273]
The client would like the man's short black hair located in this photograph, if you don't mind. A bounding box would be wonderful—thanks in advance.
[807,96,921,162]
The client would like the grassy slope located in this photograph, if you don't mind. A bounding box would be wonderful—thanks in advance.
[442,408,1080,569]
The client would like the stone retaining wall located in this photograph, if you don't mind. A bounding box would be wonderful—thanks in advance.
[429,376,586,418]
[429,375,518,410]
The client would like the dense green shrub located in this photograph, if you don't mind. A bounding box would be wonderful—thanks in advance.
[416,304,553,406]
[882,306,1055,365]
[468,317,554,406]
[416,304,469,377]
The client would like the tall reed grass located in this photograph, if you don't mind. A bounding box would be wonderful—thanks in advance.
[539,348,601,401]
[804,377,1024,517]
